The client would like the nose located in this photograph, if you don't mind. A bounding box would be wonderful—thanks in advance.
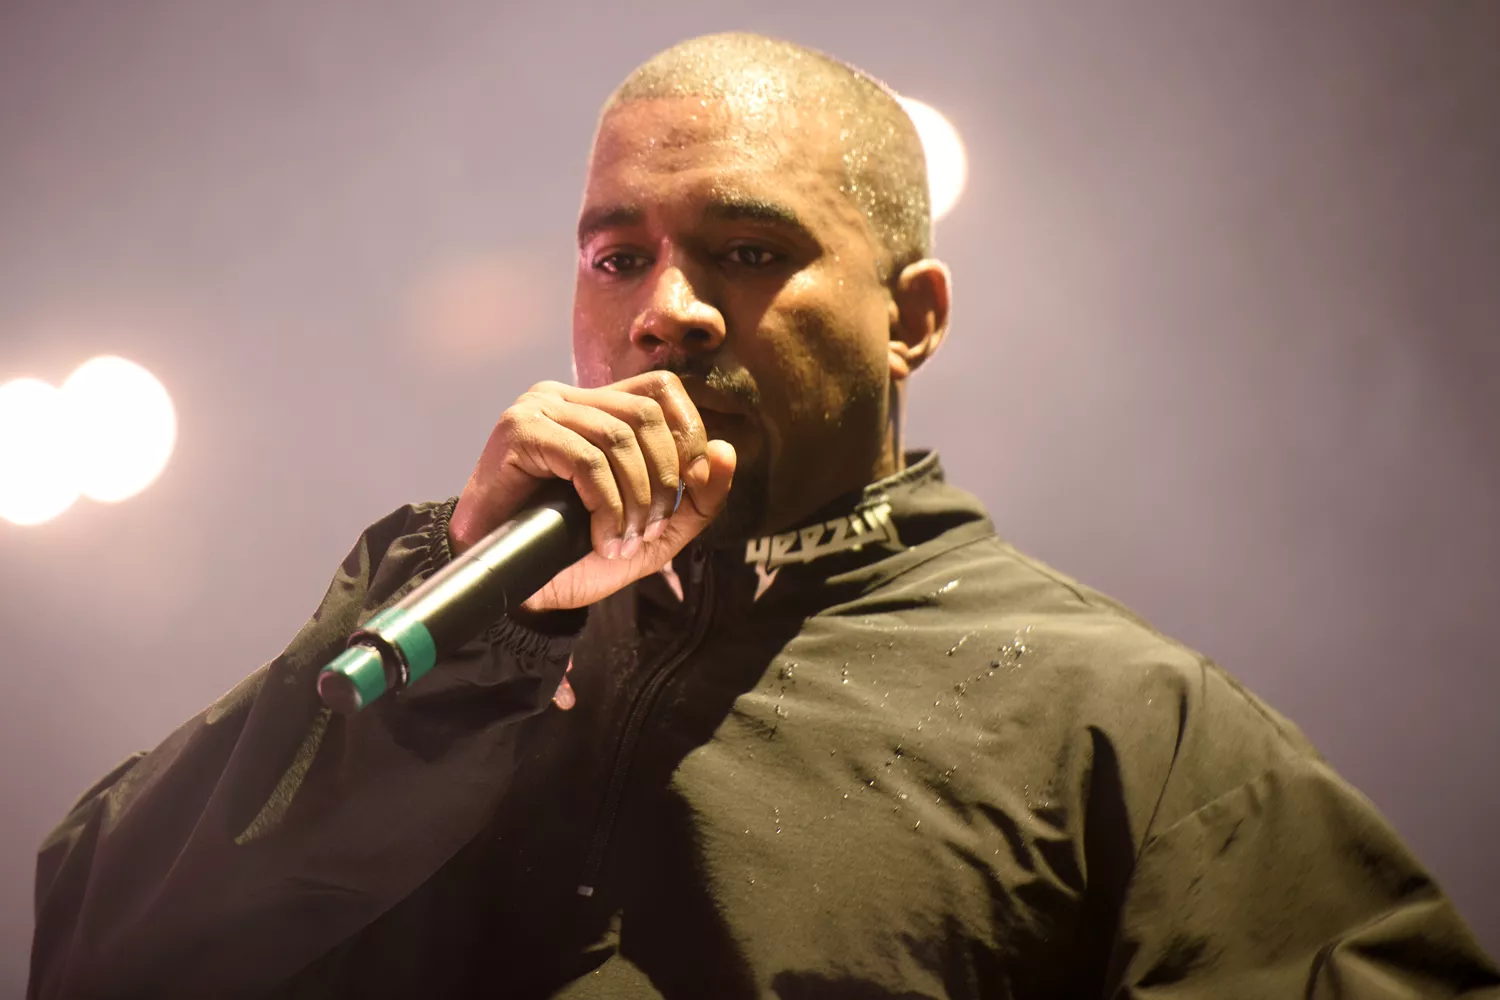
[628,263,726,356]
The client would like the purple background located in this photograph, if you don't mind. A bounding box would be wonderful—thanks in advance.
[1,1,1496,990]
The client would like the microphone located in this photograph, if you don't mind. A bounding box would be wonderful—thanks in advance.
[317,480,592,714]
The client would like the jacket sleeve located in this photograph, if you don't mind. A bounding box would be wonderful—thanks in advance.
[1105,755,1500,998]
[29,499,583,1000]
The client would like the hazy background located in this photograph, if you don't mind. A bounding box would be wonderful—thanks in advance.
[1,0,1496,990]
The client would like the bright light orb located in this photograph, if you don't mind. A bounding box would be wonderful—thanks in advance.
[0,378,80,526]
[899,96,969,222]
[61,356,177,503]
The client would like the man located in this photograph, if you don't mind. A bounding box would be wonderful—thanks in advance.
[29,32,1499,999]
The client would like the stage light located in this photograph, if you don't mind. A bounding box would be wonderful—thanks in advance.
[0,356,176,527]
[899,96,968,222]
[61,356,177,504]
[0,378,80,526]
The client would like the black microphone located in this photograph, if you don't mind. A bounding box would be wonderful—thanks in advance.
[317,480,592,714]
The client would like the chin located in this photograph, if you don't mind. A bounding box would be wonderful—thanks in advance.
[700,460,771,548]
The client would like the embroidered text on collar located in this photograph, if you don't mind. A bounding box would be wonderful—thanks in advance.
[744,502,905,575]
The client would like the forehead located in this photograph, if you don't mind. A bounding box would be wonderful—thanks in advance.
[584,96,853,220]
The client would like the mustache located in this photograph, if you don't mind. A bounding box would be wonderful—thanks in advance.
[650,356,762,409]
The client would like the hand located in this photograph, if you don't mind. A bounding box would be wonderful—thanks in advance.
[448,372,736,613]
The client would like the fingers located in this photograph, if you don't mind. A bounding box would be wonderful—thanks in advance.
[559,383,683,538]
[612,371,712,493]
[525,375,708,545]
[515,437,736,613]
[650,438,736,552]
[498,399,652,558]
[525,396,655,555]
[453,372,717,565]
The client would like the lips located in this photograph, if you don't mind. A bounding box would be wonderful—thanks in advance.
[672,375,760,459]
[677,375,752,419]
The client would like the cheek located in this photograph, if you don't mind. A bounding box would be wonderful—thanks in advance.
[570,340,613,388]
[571,289,622,388]
[798,277,889,394]
[572,354,611,388]
[757,289,889,430]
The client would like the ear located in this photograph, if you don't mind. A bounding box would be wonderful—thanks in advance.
[887,258,952,383]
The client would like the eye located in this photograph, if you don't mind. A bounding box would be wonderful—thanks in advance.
[724,245,782,268]
[592,251,651,276]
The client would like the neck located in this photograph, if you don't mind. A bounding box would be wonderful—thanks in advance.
[711,400,907,547]
[872,389,905,481]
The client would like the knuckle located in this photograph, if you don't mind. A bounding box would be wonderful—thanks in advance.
[601,422,636,452]
[510,392,548,417]
[528,379,566,396]
[496,406,529,436]
[644,370,680,395]
[631,397,667,430]
[581,450,610,477]
[675,415,707,447]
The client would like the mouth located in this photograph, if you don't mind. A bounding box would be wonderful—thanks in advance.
[677,375,753,421]
[698,410,748,446]
[673,375,762,461]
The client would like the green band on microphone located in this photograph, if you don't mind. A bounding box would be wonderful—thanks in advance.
[365,606,439,683]
[321,644,387,712]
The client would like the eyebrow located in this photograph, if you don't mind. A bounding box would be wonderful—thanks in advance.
[575,196,817,248]
[577,205,643,248]
[704,197,812,239]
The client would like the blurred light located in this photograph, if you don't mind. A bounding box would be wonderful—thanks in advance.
[61,356,177,503]
[406,255,556,367]
[899,96,969,222]
[0,378,80,525]
[0,356,176,526]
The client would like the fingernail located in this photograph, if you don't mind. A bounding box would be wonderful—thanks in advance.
[687,456,710,488]
[603,538,622,560]
[644,518,666,541]
[620,535,642,559]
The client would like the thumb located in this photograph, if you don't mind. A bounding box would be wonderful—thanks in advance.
[519,439,737,613]
[656,438,736,550]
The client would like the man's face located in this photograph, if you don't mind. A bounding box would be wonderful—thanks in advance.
[573,96,896,540]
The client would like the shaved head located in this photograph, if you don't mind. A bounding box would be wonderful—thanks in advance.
[573,32,953,538]
[603,32,932,278]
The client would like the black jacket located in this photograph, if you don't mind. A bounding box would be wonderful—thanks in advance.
[31,453,1500,998]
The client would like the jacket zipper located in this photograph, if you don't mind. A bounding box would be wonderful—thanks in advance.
[575,547,717,896]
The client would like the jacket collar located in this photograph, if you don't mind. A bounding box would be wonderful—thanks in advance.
[673,451,995,615]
